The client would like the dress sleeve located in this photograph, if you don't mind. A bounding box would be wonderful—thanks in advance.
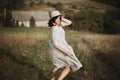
[52,27,59,45]
[61,18,72,27]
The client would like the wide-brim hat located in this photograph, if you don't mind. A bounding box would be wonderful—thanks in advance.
[50,10,61,18]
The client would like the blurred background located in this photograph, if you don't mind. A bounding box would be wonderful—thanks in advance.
[0,0,120,80]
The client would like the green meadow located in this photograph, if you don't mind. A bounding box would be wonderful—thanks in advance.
[0,27,120,80]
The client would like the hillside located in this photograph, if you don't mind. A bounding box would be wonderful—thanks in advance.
[92,0,120,8]
[23,0,119,11]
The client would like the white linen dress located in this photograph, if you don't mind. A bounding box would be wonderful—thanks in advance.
[49,18,82,72]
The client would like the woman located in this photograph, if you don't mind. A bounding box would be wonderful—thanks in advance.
[48,10,82,80]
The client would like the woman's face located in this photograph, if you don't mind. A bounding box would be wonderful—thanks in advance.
[54,16,61,25]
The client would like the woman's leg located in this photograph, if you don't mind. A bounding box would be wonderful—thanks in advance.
[58,66,71,80]
[51,67,59,80]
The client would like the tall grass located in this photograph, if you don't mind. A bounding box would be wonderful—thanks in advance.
[66,31,120,80]
[0,27,120,80]
[44,0,82,3]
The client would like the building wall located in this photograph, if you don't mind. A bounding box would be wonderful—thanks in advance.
[18,21,48,27]
[35,21,48,27]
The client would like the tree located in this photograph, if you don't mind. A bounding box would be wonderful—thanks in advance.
[13,0,25,9]
[103,10,120,34]
[7,0,15,10]
[37,0,45,5]
[66,9,104,33]
[29,1,35,7]
[0,0,9,8]
[0,0,25,10]
[47,2,64,11]
[30,16,35,27]
[21,22,24,27]
[4,10,12,27]
[54,2,64,11]
[92,0,120,8]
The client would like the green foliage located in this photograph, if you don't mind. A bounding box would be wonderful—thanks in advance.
[0,0,9,8]
[0,0,25,10]
[37,0,45,5]
[54,2,63,11]
[66,9,120,34]
[103,10,120,34]
[14,0,25,10]
[47,2,64,11]
[21,22,24,27]
[29,1,35,7]
[91,0,120,8]
[46,1,54,6]
[4,11,12,27]
[71,5,77,9]
[30,16,35,27]
[66,9,104,33]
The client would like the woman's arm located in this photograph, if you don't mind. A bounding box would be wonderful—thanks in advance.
[53,44,73,57]
[61,18,72,27]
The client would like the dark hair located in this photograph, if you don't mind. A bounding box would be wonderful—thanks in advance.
[48,15,61,27]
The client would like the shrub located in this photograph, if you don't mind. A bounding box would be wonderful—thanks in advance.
[66,9,104,33]
[54,2,63,11]
[4,10,12,27]
[29,1,35,7]
[103,10,120,34]
[71,5,77,9]
[30,16,35,27]
[47,2,64,11]
[37,0,45,5]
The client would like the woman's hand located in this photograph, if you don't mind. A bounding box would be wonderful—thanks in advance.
[53,44,73,57]
[67,51,73,57]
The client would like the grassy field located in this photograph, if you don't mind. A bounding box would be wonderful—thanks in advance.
[44,0,83,3]
[0,27,120,80]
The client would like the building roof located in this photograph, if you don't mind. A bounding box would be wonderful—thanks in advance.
[12,11,50,21]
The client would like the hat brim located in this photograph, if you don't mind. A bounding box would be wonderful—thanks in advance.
[50,15,62,20]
